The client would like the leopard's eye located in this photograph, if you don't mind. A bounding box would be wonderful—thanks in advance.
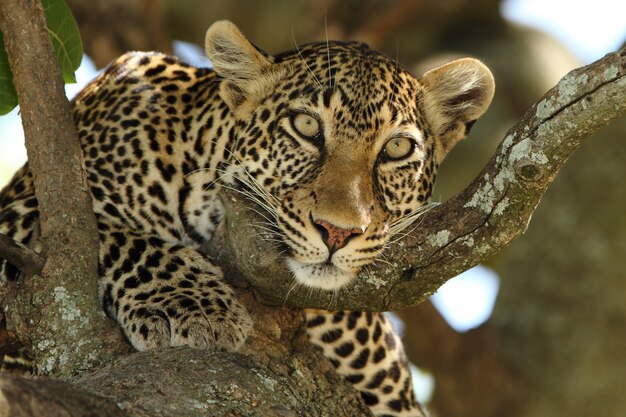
[291,113,320,139]
[383,137,414,160]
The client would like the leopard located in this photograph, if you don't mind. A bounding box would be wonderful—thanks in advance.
[0,20,494,416]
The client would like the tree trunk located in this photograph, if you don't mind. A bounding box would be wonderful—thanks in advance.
[0,0,126,378]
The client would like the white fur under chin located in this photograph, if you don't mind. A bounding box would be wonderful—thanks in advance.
[286,258,356,291]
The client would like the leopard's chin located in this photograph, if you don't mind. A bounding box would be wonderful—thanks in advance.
[286,258,356,290]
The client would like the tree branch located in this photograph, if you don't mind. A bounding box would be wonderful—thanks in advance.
[0,298,372,417]
[0,233,44,359]
[209,47,626,310]
[0,233,45,277]
[0,375,128,417]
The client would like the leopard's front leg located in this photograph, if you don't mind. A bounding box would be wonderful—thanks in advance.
[306,310,427,417]
[98,223,251,351]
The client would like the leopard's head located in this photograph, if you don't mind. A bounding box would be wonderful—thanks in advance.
[205,21,494,290]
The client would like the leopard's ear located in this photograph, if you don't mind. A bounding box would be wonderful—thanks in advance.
[205,21,275,111]
[420,58,494,164]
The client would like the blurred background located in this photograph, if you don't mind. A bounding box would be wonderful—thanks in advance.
[1,1,625,416]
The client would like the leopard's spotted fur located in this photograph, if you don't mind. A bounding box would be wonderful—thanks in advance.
[0,21,494,416]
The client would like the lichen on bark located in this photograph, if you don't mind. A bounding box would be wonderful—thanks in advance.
[0,0,126,377]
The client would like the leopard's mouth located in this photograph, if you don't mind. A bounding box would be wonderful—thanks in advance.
[286,258,356,290]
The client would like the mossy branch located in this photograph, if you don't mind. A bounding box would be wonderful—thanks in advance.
[210,47,626,310]
[0,0,125,377]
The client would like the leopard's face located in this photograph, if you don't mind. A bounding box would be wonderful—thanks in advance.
[227,45,436,290]
[206,22,494,290]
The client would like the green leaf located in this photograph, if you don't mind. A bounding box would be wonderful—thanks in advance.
[0,0,82,115]
[42,0,83,84]
[0,30,18,116]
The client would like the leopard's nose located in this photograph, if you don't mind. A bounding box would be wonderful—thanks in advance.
[313,218,366,252]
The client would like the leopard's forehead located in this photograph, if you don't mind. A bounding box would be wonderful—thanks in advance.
[271,41,422,133]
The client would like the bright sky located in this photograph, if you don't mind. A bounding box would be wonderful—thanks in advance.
[0,56,97,182]
[502,0,626,64]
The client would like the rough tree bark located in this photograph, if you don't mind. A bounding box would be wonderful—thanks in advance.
[0,1,625,415]
[0,0,127,379]
[0,235,44,279]
[0,375,128,417]
[1,297,373,417]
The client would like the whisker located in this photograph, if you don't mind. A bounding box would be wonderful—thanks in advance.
[326,287,339,311]
[324,10,333,90]
[291,28,324,93]
[184,167,210,178]
[213,166,278,212]
[372,256,394,269]
[283,281,301,307]
[249,223,280,234]
[244,225,281,241]
[217,184,277,224]
[218,182,273,212]
[215,150,280,206]
[384,203,440,249]
[389,41,401,107]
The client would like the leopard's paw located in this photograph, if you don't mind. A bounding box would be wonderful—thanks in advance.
[122,295,252,352]
[169,294,252,351]
[122,308,172,351]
